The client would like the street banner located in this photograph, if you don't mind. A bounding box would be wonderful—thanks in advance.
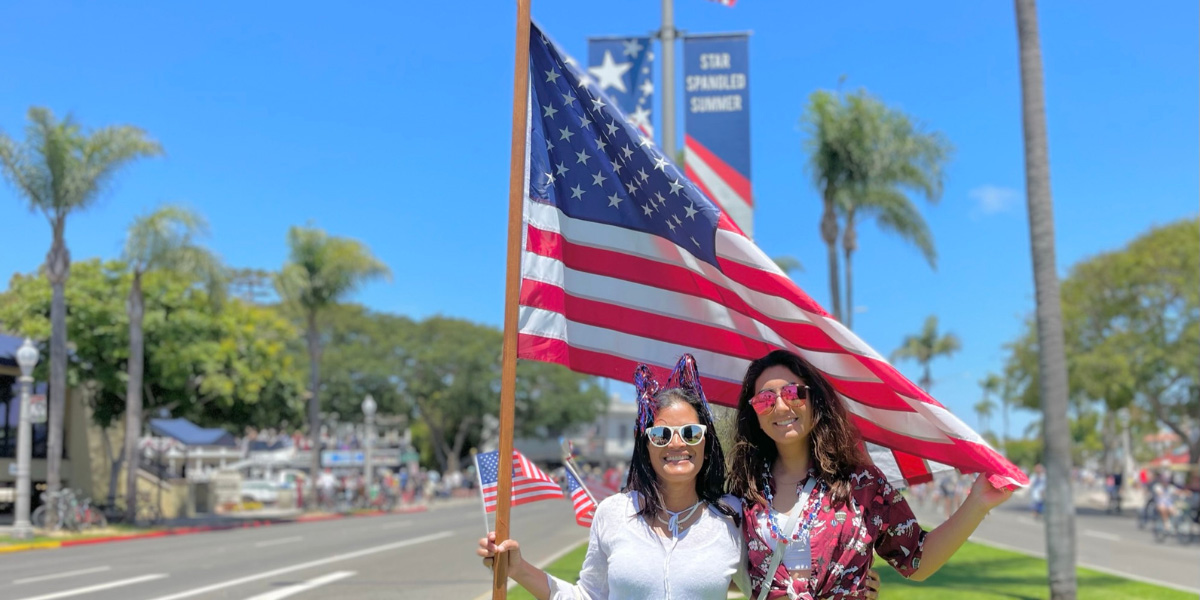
[682,34,754,236]
[587,37,654,136]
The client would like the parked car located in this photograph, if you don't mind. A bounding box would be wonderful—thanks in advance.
[240,480,280,505]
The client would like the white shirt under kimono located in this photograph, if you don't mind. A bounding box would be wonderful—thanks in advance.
[547,491,751,599]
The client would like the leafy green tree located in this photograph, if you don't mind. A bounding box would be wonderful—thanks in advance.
[276,225,390,477]
[0,260,305,505]
[316,304,415,420]
[0,107,162,495]
[402,317,607,474]
[890,315,961,391]
[120,204,223,521]
[1002,219,1199,464]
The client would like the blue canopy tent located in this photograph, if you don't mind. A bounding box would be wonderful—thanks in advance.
[148,418,237,448]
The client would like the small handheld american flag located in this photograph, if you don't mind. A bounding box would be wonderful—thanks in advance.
[562,463,598,527]
[476,449,564,513]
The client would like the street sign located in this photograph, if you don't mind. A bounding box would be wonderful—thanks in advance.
[321,448,404,467]
[28,394,47,424]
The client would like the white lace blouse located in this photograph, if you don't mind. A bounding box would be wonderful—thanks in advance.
[547,491,751,599]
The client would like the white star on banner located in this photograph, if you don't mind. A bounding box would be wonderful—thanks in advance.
[684,203,698,219]
[542,104,558,119]
[640,79,654,97]
[570,185,585,200]
[544,172,554,185]
[562,92,577,106]
[669,179,684,195]
[630,106,651,129]
[642,204,654,217]
[625,180,639,195]
[545,69,560,84]
[608,193,623,208]
[606,121,620,137]
[653,156,668,172]
[591,97,606,111]
[579,115,592,129]
[637,168,649,181]
[558,127,574,142]
[556,162,569,176]
[622,38,644,57]
[587,50,632,93]
[591,171,607,187]
[575,149,591,165]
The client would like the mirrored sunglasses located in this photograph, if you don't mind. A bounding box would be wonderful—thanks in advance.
[645,424,707,447]
[749,383,810,415]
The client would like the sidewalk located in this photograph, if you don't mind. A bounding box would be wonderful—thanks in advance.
[0,502,431,555]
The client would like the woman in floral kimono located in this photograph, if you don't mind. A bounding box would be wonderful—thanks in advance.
[727,350,1012,599]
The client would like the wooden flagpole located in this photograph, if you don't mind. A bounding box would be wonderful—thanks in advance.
[494,0,531,597]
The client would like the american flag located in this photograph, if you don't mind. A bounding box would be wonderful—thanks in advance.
[563,465,597,527]
[516,24,1027,490]
[476,450,564,513]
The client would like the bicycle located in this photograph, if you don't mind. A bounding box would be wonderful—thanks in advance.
[30,489,106,532]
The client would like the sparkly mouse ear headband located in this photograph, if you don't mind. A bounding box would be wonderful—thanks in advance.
[632,353,714,434]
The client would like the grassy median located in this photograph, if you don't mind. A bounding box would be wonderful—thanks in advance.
[507,539,1192,600]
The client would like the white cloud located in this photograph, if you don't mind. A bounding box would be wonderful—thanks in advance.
[969,185,1020,216]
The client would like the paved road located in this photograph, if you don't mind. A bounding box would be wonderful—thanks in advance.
[911,495,1200,594]
[0,500,587,600]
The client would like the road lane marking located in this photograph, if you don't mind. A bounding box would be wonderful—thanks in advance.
[14,566,111,585]
[1083,529,1121,542]
[382,521,412,529]
[144,530,452,600]
[254,536,304,548]
[12,574,167,600]
[244,571,355,600]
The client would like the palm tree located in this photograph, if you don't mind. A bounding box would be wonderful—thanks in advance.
[973,398,995,435]
[980,373,1005,451]
[276,226,390,479]
[1015,0,1076,596]
[890,315,961,391]
[120,204,222,522]
[0,107,162,499]
[771,255,803,276]
[802,91,856,321]
[837,96,950,329]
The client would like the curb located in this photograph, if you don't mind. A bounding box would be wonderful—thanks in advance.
[0,505,429,556]
[0,541,61,554]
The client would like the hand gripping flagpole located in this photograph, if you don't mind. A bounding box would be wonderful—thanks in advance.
[495,0,531,597]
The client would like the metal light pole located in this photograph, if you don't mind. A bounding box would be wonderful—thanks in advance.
[13,338,40,540]
[361,395,377,492]
[660,0,677,158]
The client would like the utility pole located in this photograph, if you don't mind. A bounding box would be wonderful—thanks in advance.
[659,0,677,158]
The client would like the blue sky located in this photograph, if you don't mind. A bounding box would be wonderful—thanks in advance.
[1,1,1196,439]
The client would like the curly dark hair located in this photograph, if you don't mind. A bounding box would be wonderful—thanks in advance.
[624,387,740,526]
[726,350,866,508]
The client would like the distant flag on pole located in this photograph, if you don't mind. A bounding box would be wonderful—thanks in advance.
[516,24,1029,491]
[563,465,598,527]
[707,0,737,5]
[476,450,563,513]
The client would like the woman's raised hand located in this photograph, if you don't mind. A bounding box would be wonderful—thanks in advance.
[967,474,1014,512]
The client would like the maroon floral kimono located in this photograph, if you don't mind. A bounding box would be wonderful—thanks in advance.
[742,465,927,599]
